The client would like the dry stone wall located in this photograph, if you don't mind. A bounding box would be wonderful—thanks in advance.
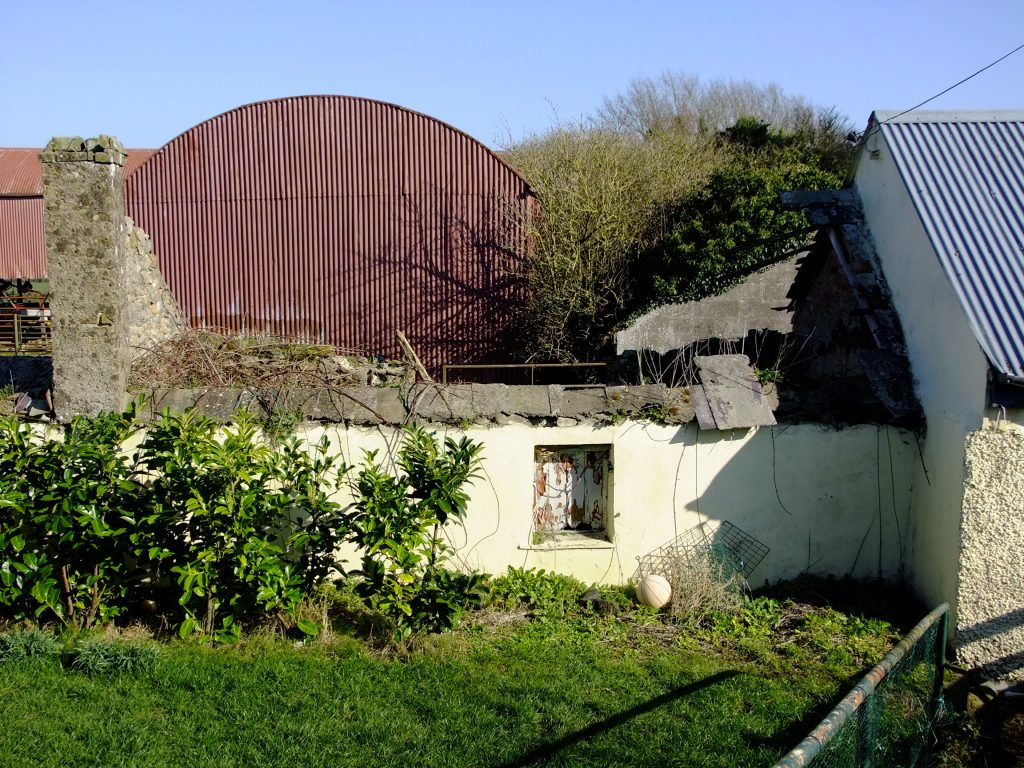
[123,217,186,355]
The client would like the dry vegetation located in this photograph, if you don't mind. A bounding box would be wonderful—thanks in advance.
[129,329,408,390]
[502,71,854,362]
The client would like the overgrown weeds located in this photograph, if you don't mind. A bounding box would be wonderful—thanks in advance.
[0,626,60,661]
[663,551,746,622]
[487,566,587,617]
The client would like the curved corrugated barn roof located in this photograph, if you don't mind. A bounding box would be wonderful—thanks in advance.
[125,95,532,370]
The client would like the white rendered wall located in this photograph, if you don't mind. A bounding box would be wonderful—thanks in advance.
[958,426,1024,678]
[305,420,915,588]
[854,134,989,628]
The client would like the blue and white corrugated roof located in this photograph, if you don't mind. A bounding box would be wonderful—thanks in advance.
[872,110,1024,379]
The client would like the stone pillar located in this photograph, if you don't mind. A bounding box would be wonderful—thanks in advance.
[40,136,130,418]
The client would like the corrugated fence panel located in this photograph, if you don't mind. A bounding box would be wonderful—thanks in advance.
[125,95,530,371]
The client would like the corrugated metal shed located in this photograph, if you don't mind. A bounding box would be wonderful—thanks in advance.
[873,110,1024,378]
[125,95,531,372]
[0,148,156,278]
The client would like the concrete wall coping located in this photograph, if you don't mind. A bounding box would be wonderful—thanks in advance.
[139,383,698,427]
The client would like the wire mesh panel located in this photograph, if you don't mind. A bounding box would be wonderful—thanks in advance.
[774,604,948,768]
[710,521,770,577]
[634,520,769,583]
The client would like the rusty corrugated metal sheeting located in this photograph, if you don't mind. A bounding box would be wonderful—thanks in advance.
[0,148,48,196]
[0,197,45,279]
[0,148,48,278]
[0,148,156,279]
[0,148,156,197]
[125,95,532,371]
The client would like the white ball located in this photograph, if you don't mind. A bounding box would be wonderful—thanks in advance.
[636,574,672,608]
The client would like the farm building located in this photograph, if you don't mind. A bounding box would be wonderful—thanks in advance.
[851,110,1024,677]
[0,147,155,279]
[2,96,534,372]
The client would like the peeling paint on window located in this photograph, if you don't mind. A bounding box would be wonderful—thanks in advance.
[533,446,610,535]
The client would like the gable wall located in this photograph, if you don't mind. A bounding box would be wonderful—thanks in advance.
[854,130,989,634]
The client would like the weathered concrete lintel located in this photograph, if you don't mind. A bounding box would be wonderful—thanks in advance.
[138,383,704,428]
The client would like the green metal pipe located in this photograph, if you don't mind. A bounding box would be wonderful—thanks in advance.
[772,602,949,768]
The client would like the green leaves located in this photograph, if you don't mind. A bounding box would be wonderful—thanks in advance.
[0,406,356,641]
[1,409,488,646]
[347,424,483,644]
[136,409,352,640]
[638,151,841,307]
[0,409,143,628]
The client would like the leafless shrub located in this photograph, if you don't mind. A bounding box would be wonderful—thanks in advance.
[595,70,853,146]
[659,550,745,623]
[504,123,723,361]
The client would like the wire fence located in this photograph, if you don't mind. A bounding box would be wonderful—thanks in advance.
[773,602,948,768]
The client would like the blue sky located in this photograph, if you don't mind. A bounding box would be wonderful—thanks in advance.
[2,1,1022,149]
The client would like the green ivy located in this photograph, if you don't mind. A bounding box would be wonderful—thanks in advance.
[636,154,841,306]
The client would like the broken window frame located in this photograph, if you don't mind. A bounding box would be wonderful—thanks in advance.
[532,444,612,544]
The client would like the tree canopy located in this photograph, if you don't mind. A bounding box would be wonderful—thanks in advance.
[504,72,855,362]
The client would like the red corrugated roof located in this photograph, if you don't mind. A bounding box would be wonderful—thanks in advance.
[0,148,157,278]
[0,148,157,196]
[0,197,44,278]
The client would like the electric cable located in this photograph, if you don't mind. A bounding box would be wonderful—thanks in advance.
[769,426,794,516]
[877,426,884,578]
[882,42,1024,124]
[462,460,503,563]
[884,426,904,575]
[862,41,1024,141]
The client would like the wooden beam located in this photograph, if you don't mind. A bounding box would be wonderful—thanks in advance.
[396,330,433,383]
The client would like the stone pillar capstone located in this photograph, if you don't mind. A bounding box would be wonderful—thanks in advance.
[40,136,130,418]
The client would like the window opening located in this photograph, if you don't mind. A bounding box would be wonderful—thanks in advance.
[533,445,610,536]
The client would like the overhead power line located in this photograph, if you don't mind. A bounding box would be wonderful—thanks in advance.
[882,41,1024,125]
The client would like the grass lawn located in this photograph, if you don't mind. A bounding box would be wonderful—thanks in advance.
[0,590,902,768]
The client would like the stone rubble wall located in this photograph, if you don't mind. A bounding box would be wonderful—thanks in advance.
[122,217,186,356]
